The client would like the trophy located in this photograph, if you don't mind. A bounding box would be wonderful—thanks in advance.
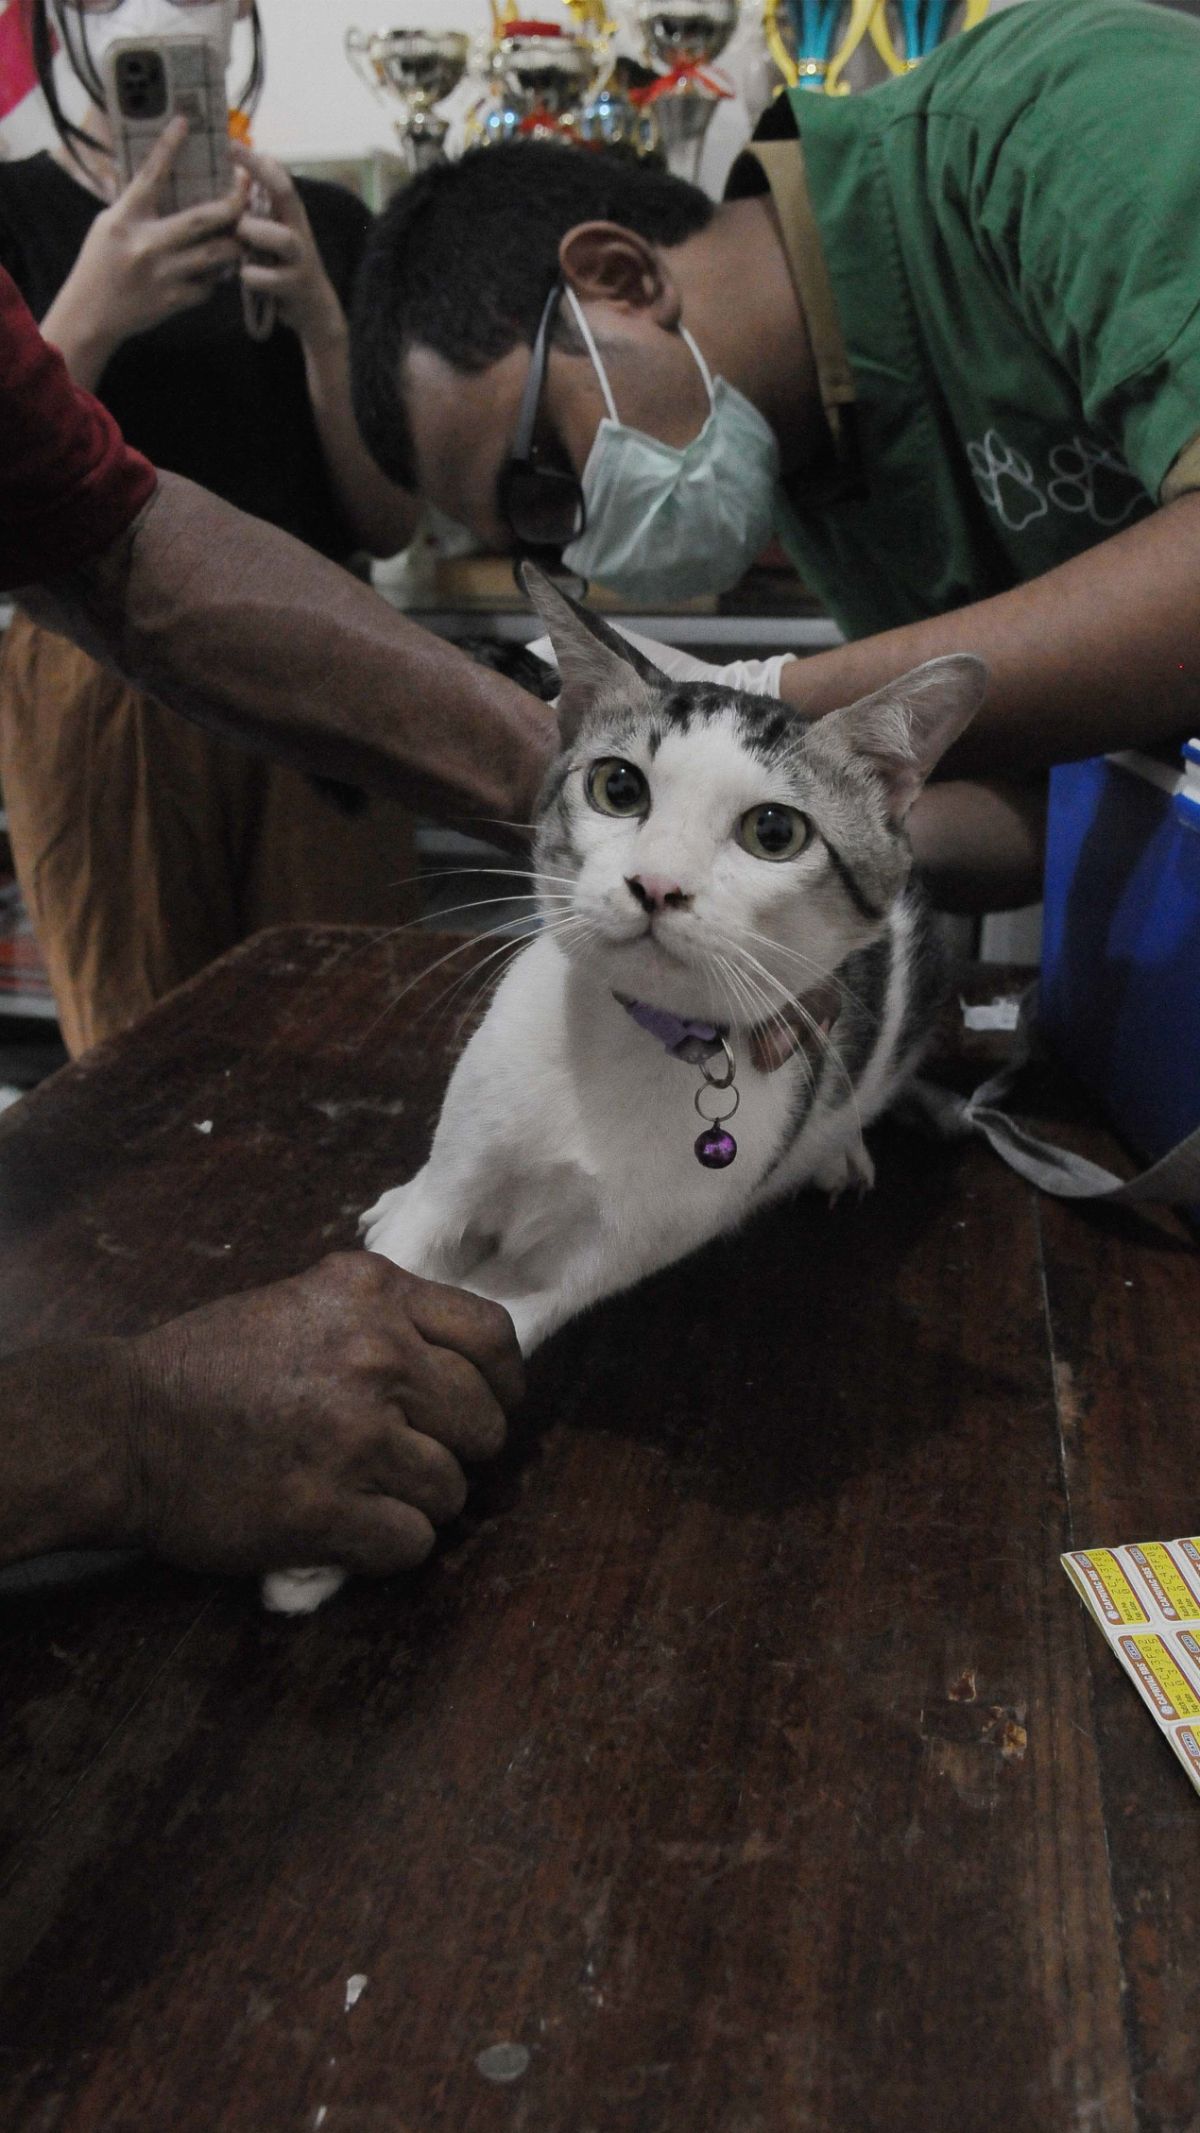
[761,0,876,92]
[868,0,990,74]
[467,17,605,146]
[345,26,470,173]
[576,70,661,159]
[634,0,737,184]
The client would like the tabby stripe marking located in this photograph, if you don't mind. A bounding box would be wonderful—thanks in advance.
[818,834,883,923]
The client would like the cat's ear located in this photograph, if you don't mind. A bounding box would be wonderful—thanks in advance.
[519,562,662,744]
[817,655,988,822]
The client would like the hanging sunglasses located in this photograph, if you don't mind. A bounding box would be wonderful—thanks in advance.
[497,278,588,592]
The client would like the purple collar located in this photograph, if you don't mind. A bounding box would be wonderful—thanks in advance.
[615,993,729,1067]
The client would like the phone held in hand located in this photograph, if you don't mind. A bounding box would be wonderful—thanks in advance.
[103,34,232,211]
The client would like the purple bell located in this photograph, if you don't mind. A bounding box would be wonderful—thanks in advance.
[695,1125,737,1169]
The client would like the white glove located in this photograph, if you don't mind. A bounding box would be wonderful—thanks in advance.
[527,627,796,699]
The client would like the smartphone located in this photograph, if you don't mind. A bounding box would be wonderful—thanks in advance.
[103,34,232,211]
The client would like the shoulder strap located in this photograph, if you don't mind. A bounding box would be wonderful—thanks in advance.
[906,987,1200,1210]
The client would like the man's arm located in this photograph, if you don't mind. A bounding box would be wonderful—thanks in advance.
[18,470,556,836]
[779,493,1200,775]
[0,1255,523,1579]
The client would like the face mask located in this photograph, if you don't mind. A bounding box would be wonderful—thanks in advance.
[562,288,782,604]
[54,0,238,103]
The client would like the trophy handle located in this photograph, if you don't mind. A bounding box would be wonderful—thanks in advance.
[762,0,799,87]
[867,1,907,75]
[868,0,971,75]
[825,0,881,93]
[345,27,388,105]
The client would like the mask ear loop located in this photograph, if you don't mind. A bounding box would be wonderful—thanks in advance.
[679,326,717,418]
[566,288,717,430]
[564,286,621,425]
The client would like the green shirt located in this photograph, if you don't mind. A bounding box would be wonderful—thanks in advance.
[738,0,1200,640]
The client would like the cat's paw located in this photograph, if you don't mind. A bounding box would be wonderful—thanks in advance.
[359,1182,409,1250]
[812,1137,875,1206]
[261,1565,346,1615]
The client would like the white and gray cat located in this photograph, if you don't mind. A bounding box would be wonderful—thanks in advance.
[263,569,985,1613]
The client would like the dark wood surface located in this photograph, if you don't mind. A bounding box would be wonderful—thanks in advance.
[0,927,1196,2133]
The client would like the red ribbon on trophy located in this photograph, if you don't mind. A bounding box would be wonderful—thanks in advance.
[628,57,734,103]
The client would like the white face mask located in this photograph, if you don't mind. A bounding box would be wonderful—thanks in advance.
[561,287,782,604]
[54,0,238,101]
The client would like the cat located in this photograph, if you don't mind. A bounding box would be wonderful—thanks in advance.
[261,568,985,1614]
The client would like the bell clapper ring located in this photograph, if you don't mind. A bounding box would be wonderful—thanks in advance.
[694,1036,739,1169]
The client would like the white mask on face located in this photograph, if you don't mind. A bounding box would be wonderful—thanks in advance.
[54,0,238,101]
[561,287,782,604]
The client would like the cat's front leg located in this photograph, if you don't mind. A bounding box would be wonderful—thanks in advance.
[360,1168,481,1284]
[811,1131,875,1205]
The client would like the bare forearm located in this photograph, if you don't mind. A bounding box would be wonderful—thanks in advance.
[908,776,1048,913]
[18,471,556,835]
[782,495,1200,774]
[39,282,118,395]
[303,326,420,558]
[0,1340,134,1566]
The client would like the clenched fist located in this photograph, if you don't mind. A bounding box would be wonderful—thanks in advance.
[0,1254,523,1594]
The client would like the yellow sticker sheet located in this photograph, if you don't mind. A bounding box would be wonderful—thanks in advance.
[1063,1539,1200,1793]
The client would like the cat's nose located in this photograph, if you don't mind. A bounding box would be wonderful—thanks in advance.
[626,874,692,914]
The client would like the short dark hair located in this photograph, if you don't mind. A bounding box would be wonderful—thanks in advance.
[350,141,714,491]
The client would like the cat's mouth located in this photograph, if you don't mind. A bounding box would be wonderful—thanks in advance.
[611,915,689,962]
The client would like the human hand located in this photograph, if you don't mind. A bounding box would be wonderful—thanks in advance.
[232,143,346,351]
[118,1252,523,1579]
[53,118,248,364]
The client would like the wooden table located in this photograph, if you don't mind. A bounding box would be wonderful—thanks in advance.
[0,928,1196,2133]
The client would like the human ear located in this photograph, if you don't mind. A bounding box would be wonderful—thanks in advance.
[559,222,679,324]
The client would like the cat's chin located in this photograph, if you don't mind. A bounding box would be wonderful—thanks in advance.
[588,932,722,1020]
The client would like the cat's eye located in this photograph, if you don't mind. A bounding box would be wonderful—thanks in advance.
[586,758,649,818]
[737,802,811,862]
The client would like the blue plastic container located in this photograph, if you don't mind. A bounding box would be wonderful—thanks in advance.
[1040,746,1200,1222]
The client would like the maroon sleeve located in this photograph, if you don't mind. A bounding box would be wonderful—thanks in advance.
[0,265,156,589]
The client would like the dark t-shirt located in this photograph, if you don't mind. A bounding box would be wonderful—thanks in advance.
[0,153,371,562]
[0,263,156,588]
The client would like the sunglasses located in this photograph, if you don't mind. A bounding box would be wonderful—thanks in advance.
[497,279,588,588]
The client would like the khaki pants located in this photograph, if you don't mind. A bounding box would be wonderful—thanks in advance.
[0,613,419,1056]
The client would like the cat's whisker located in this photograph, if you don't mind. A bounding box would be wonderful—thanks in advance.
[707,933,835,1111]
[433,909,596,1043]
[730,937,865,1136]
[703,925,805,1044]
[440,935,546,1046]
[732,923,881,1028]
[414,893,575,933]
[355,915,550,1044]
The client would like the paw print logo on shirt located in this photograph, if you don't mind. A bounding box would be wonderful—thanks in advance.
[967,431,1050,532]
[967,428,1149,536]
[1046,437,1147,527]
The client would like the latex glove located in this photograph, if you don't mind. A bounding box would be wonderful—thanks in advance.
[528,626,796,699]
